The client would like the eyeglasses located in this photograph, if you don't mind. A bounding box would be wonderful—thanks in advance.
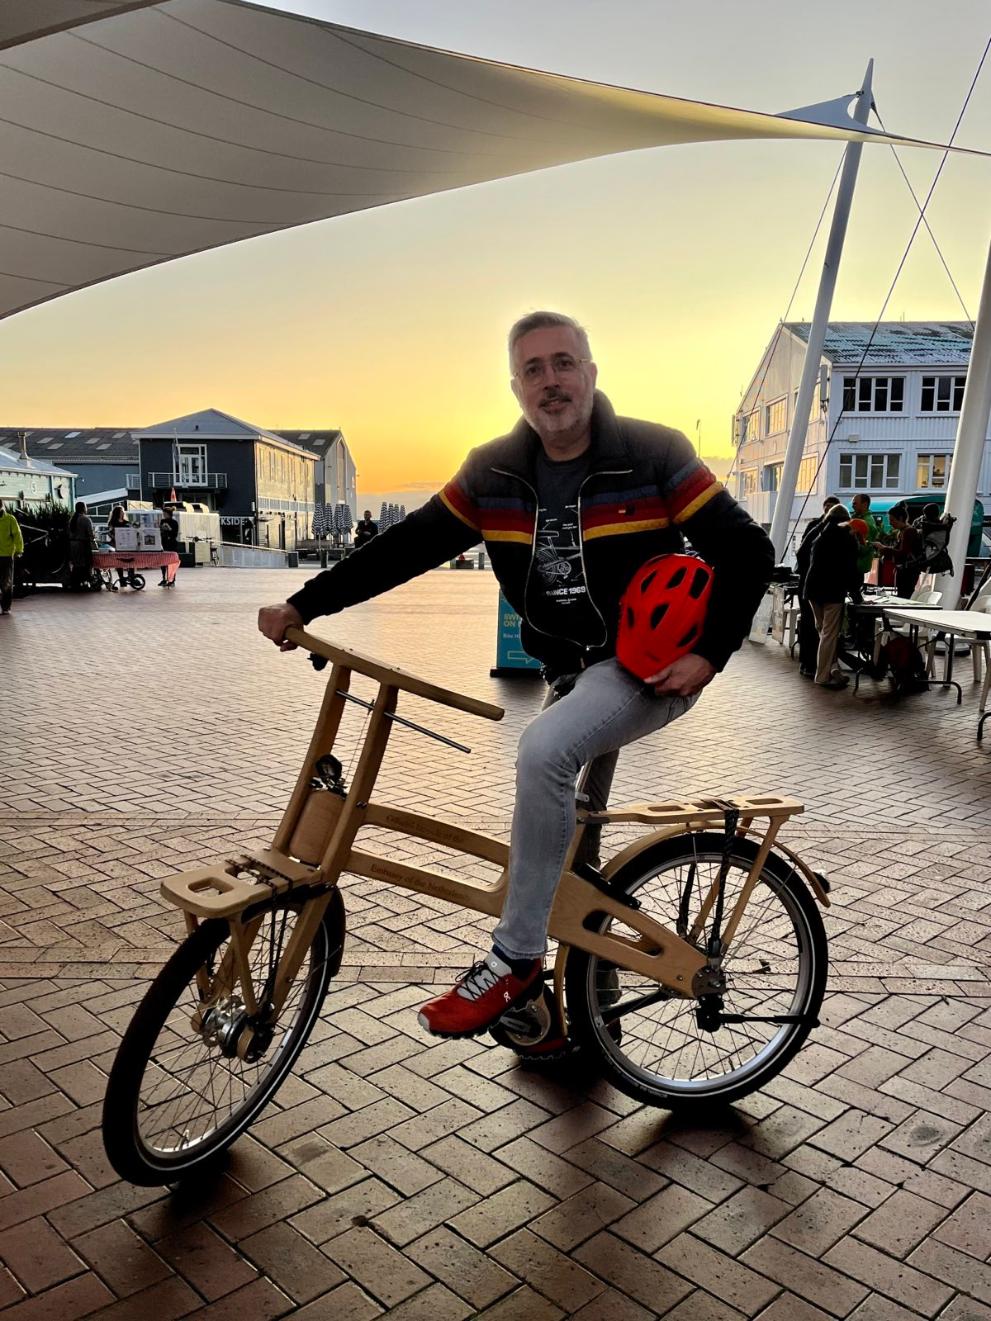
[515,354,590,385]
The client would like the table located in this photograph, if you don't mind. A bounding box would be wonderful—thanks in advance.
[92,550,179,587]
[883,607,991,721]
[845,598,932,691]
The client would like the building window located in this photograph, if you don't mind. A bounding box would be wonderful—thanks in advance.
[176,444,207,485]
[125,472,140,489]
[744,410,761,442]
[839,452,902,489]
[764,397,787,435]
[920,375,965,412]
[739,469,757,496]
[917,453,951,489]
[841,376,905,413]
[762,463,783,492]
[796,456,818,493]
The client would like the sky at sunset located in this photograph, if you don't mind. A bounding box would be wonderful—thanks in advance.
[1,0,990,508]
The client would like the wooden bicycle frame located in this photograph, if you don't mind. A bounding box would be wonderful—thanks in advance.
[160,630,821,1048]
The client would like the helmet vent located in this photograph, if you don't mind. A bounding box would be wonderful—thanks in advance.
[690,567,710,599]
[677,624,700,648]
[639,570,657,594]
[650,603,669,629]
[667,566,687,589]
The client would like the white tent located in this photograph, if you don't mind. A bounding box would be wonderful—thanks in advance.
[3,0,984,323]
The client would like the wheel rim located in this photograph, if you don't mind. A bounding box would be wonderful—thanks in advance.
[583,850,817,1100]
[132,904,328,1167]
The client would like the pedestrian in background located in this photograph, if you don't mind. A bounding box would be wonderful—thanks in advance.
[354,509,378,548]
[806,503,862,689]
[107,504,129,588]
[887,503,925,599]
[68,501,96,589]
[0,497,24,615]
[795,495,840,678]
[159,507,179,585]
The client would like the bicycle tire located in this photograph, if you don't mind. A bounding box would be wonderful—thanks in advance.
[565,833,827,1109]
[103,887,344,1185]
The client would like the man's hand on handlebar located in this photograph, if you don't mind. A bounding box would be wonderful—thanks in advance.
[646,653,716,698]
[258,602,303,651]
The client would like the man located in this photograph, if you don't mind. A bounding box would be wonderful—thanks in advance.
[850,493,880,582]
[806,504,862,689]
[259,312,774,1038]
[0,498,24,615]
[353,509,378,549]
[795,496,840,678]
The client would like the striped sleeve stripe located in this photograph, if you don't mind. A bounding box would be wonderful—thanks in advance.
[483,529,532,544]
[673,480,722,523]
[439,482,480,531]
[584,517,670,541]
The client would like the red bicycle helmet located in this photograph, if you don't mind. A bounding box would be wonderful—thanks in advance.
[616,554,713,682]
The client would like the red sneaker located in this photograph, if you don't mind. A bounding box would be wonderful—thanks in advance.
[417,952,543,1038]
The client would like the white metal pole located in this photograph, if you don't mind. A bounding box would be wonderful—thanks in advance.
[938,233,991,606]
[768,61,874,560]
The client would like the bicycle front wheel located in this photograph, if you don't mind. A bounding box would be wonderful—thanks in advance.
[103,888,344,1185]
[565,833,827,1109]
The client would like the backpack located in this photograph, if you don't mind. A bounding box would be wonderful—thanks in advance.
[909,515,955,576]
[876,634,928,695]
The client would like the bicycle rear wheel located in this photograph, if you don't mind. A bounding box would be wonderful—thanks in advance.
[103,888,344,1185]
[565,833,827,1109]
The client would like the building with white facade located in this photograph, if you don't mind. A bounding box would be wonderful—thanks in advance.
[732,322,986,544]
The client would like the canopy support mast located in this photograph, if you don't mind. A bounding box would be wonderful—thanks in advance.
[938,236,991,605]
[768,60,874,560]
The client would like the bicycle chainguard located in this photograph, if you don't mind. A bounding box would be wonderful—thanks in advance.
[574,861,641,911]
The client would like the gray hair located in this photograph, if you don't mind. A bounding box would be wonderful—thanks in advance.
[508,311,591,365]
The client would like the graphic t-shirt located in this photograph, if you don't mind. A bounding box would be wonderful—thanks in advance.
[527,450,602,646]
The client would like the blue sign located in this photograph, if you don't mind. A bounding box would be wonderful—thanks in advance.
[492,591,542,676]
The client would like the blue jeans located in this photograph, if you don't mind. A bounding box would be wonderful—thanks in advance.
[492,659,697,959]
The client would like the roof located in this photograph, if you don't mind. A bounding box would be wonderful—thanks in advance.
[0,427,137,462]
[0,3,970,323]
[135,408,286,443]
[0,415,335,461]
[274,430,344,456]
[0,442,75,477]
[785,321,975,365]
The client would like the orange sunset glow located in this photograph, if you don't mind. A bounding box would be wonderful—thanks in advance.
[1,0,990,506]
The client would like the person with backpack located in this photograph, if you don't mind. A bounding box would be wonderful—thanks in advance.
[806,503,863,689]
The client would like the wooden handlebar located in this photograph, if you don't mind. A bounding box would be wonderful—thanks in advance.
[286,627,505,722]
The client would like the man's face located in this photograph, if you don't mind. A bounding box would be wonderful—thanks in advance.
[852,495,867,516]
[364,511,371,520]
[510,325,597,444]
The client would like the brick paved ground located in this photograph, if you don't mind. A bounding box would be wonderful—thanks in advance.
[1,567,989,1319]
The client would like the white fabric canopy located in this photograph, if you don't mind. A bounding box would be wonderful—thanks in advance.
[0,0,984,321]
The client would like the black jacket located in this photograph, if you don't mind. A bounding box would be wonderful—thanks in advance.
[806,521,862,606]
[795,514,828,595]
[288,393,774,676]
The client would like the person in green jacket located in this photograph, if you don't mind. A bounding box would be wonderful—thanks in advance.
[0,498,25,614]
[851,493,881,580]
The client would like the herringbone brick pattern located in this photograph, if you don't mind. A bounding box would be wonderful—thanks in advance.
[1,569,989,1317]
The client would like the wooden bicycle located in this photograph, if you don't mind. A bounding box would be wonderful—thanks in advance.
[103,628,830,1185]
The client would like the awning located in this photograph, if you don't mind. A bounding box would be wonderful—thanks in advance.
[1,0,985,322]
